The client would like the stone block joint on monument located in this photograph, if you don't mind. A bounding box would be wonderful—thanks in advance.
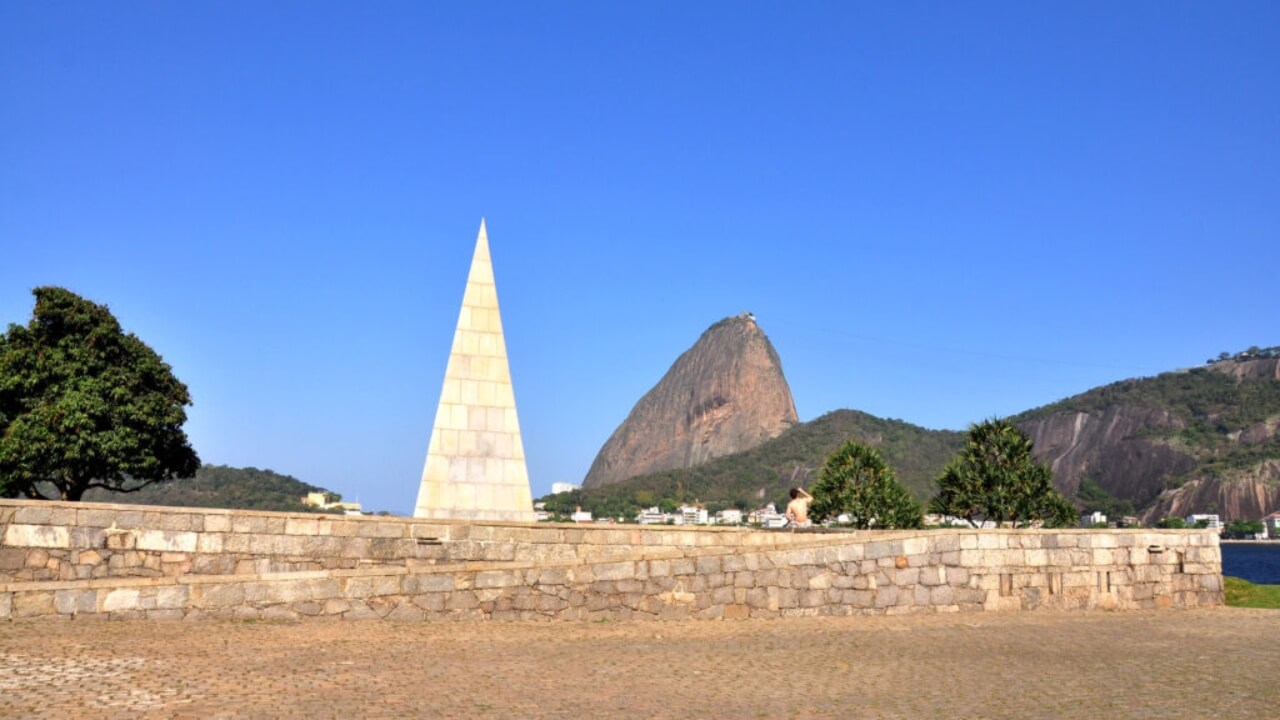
[414,220,535,521]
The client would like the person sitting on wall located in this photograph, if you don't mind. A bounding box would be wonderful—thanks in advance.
[786,487,813,528]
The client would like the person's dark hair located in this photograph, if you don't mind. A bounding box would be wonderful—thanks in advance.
[790,487,800,499]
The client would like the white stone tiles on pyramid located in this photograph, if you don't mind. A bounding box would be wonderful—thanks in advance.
[413,220,535,521]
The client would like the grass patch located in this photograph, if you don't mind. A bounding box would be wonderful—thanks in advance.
[1224,576,1280,608]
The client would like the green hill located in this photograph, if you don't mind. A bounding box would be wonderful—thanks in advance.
[80,464,340,513]
[543,410,963,519]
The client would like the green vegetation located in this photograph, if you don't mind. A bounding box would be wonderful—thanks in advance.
[1208,346,1280,364]
[1222,519,1265,539]
[930,419,1077,528]
[1224,576,1280,609]
[809,441,923,529]
[0,287,199,500]
[1075,477,1135,519]
[540,410,963,520]
[81,464,338,513]
[1156,517,1188,528]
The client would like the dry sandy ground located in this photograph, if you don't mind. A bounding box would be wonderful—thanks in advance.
[2,608,1277,719]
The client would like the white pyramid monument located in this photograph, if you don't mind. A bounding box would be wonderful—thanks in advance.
[413,220,535,521]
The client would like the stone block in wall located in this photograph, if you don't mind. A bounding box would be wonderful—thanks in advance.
[195,533,224,554]
[155,512,200,532]
[199,514,230,533]
[475,570,519,589]
[13,506,54,525]
[5,524,70,548]
[136,530,197,553]
[13,591,54,618]
[975,534,1004,550]
[407,573,456,593]
[230,516,267,534]
[53,589,97,615]
[343,575,401,598]
[196,583,245,608]
[285,517,320,536]
[0,548,25,571]
[102,588,141,612]
[340,538,370,559]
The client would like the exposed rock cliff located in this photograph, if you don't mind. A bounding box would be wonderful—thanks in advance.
[1015,357,1280,521]
[1210,357,1280,382]
[582,314,798,489]
[1142,461,1280,522]
[1019,406,1196,509]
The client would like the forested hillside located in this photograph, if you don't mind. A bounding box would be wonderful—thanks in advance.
[81,464,340,513]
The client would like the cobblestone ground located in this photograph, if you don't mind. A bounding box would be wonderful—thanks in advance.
[2,608,1277,719]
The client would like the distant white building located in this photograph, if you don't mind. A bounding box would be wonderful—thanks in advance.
[636,507,668,525]
[551,482,581,495]
[716,509,743,525]
[1263,512,1280,539]
[301,492,362,514]
[570,508,593,523]
[678,505,708,526]
[1186,514,1223,530]
[1081,511,1107,527]
[750,503,787,529]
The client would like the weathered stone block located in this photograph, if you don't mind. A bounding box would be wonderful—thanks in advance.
[446,591,479,610]
[474,570,519,589]
[198,583,245,608]
[102,588,141,612]
[0,548,25,571]
[332,601,375,620]
[594,561,636,581]
[196,534,224,554]
[156,513,198,532]
[0,592,12,619]
[151,585,188,609]
[873,586,898,608]
[863,541,898,560]
[136,530,197,553]
[5,524,70,549]
[54,589,97,615]
[13,507,52,525]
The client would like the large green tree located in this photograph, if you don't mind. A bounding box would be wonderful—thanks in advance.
[0,287,199,500]
[929,419,1076,528]
[810,440,923,529]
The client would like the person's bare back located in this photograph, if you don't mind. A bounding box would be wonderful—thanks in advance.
[786,487,812,527]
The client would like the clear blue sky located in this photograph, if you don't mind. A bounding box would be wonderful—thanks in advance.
[2,3,1277,514]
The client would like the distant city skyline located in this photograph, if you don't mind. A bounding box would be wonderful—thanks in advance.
[2,3,1276,514]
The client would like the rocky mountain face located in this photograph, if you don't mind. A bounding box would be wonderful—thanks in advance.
[582,314,798,489]
[1210,357,1280,382]
[1015,357,1280,522]
[1019,406,1196,510]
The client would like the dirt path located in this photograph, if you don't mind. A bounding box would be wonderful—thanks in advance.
[2,609,1277,719]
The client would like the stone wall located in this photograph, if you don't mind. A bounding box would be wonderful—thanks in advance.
[0,499,1222,622]
[0,500,810,583]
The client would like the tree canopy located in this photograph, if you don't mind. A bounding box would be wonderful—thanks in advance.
[809,441,923,529]
[929,418,1076,528]
[0,287,199,500]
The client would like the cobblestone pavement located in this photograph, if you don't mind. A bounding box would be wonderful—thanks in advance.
[2,608,1277,719]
